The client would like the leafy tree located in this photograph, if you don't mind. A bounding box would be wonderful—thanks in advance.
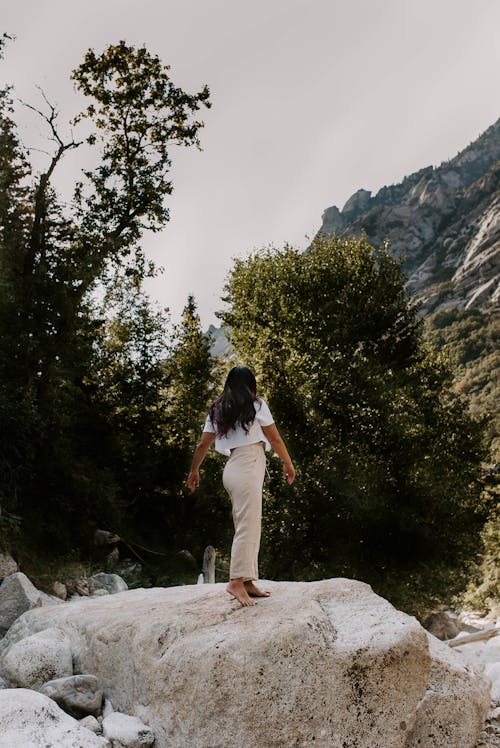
[219,234,487,591]
[0,40,211,552]
[164,297,228,556]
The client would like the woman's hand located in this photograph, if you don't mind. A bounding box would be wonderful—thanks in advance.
[187,469,200,493]
[283,461,296,485]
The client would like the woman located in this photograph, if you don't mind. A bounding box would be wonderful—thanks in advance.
[187,366,295,607]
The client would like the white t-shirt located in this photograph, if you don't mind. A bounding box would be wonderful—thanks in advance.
[203,398,275,456]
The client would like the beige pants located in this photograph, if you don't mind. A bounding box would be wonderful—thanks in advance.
[222,442,266,581]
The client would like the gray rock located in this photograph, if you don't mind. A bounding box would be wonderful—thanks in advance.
[94,529,121,546]
[40,674,103,717]
[0,688,109,747]
[102,712,154,747]
[0,553,18,582]
[87,573,128,595]
[1,627,73,688]
[0,572,42,634]
[0,676,10,689]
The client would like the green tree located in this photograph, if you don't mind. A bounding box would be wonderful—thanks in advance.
[0,40,211,552]
[165,297,228,555]
[220,234,487,599]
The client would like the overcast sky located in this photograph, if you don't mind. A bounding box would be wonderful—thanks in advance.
[3,0,500,326]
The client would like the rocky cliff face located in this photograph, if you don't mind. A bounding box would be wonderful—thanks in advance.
[318,119,500,314]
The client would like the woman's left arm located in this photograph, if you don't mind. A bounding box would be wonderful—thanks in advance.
[261,423,296,485]
[186,432,216,492]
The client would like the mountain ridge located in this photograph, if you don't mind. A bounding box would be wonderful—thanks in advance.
[318,118,500,314]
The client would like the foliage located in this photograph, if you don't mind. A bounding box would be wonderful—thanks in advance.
[219,234,488,590]
[425,308,499,460]
[0,39,212,556]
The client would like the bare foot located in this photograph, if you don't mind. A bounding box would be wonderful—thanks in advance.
[226,579,257,607]
[244,581,270,598]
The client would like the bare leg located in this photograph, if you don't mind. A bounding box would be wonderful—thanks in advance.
[244,580,270,597]
[226,577,257,606]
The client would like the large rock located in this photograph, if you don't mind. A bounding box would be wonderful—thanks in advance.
[1,626,73,688]
[406,633,491,746]
[40,673,103,717]
[0,571,42,634]
[0,579,490,747]
[0,688,109,747]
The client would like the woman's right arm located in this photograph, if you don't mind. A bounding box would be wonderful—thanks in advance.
[187,432,216,492]
[261,423,296,485]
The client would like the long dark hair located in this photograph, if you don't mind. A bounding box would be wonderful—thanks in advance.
[209,366,258,437]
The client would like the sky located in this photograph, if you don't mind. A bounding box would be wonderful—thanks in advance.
[2,0,500,326]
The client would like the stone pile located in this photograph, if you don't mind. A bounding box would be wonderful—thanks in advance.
[0,552,152,747]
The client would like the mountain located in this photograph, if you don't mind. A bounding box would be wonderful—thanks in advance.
[316,118,499,459]
[318,119,500,315]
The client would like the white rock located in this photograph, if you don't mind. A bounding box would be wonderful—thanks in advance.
[406,633,491,747]
[80,715,102,733]
[102,712,154,747]
[0,553,18,582]
[0,571,42,634]
[485,662,500,704]
[103,697,115,717]
[0,579,490,748]
[0,688,109,747]
[1,627,73,688]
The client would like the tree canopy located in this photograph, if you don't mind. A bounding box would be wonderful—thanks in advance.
[219,234,488,601]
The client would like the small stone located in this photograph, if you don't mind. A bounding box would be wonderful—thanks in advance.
[87,573,127,595]
[80,715,102,733]
[102,712,154,747]
[52,581,68,600]
[75,578,90,596]
[39,674,103,718]
[0,553,18,582]
[94,529,120,546]
[0,675,10,689]
[102,697,114,717]
[91,589,110,597]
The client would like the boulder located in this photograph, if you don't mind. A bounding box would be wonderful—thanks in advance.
[0,553,18,582]
[0,688,110,747]
[39,673,103,717]
[0,579,490,747]
[406,633,491,747]
[102,712,154,747]
[87,572,128,595]
[1,627,73,688]
[0,571,42,634]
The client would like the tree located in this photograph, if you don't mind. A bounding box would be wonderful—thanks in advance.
[0,40,211,552]
[219,234,487,597]
[164,297,228,555]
